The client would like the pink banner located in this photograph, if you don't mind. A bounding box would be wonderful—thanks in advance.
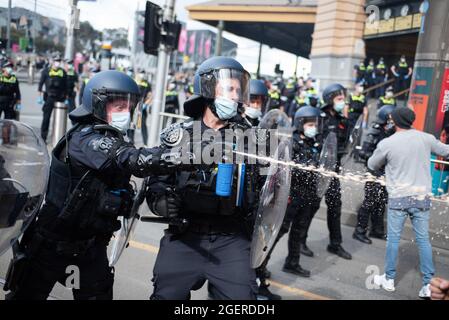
[188,32,196,55]
[204,36,212,58]
[177,28,187,53]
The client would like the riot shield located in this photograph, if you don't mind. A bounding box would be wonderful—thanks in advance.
[340,114,364,166]
[316,132,338,198]
[250,109,292,268]
[108,177,148,267]
[0,120,49,256]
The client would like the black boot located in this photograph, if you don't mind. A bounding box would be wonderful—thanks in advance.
[257,283,282,300]
[327,244,352,260]
[299,243,314,257]
[282,256,311,277]
[353,227,372,244]
[369,230,387,240]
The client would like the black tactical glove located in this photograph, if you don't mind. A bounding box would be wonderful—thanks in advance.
[151,187,181,219]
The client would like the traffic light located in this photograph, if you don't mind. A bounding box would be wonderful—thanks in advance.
[143,1,182,55]
[143,1,162,55]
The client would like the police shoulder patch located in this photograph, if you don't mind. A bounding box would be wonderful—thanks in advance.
[160,123,184,147]
[89,136,118,154]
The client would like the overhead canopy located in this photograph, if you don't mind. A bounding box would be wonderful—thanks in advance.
[186,0,317,58]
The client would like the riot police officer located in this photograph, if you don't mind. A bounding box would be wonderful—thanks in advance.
[135,70,151,146]
[267,82,282,111]
[146,56,261,300]
[354,60,366,84]
[65,59,79,114]
[391,55,412,100]
[5,70,182,300]
[242,79,268,127]
[37,53,67,142]
[353,105,395,244]
[288,89,307,119]
[374,57,387,98]
[0,61,21,120]
[318,83,352,260]
[378,86,396,109]
[258,106,324,280]
[346,82,368,130]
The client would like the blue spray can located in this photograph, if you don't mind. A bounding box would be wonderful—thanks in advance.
[216,163,234,197]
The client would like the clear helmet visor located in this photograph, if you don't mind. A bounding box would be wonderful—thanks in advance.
[200,68,250,105]
[0,120,49,256]
[92,91,139,131]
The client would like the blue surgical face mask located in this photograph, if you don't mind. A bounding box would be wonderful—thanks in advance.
[110,112,131,133]
[214,96,238,120]
[333,101,345,113]
[245,107,262,120]
[304,126,318,139]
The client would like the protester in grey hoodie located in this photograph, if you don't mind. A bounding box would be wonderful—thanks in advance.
[368,107,449,298]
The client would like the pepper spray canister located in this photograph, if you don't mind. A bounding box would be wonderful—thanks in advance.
[215,163,234,197]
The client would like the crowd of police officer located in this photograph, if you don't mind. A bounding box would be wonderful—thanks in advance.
[354,55,413,100]
[0,52,405,301]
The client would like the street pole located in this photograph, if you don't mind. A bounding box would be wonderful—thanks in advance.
[131,10,139,70]
[64,0,79,61]
[32,0,37,53]
[7,0,11,55]
[148,0,176,147]
[214,20,224,56]
[256,42,262,79]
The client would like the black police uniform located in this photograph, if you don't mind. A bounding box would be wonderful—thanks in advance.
[377,95,396,109]
[321,109,351,252]
[393,60,410,97]
[0,73,20,119]
[137,79,151,145]
[354,121,389,240]
[374,62,387,98]
[267,90,282,111]
[355,63,366,84]
[5,122,175,300]
[347,93,366,128]
[258,131,322,277]
[147,118,260,300]
[38,67,67,141]
[66,69,79,113]
[288,96,307,119]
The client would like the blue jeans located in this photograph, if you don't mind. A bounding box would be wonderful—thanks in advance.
[385,208,435,286]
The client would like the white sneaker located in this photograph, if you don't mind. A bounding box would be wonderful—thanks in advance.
[373,274,396,292]
[419,284,431,299]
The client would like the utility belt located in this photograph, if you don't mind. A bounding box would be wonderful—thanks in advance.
[33,229,100,257]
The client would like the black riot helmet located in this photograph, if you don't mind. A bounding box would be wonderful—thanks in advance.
[321,83,346,108]
[184,56,250,118]
[293,106,322,134]
[69,70,140,132]
[377,104,396,125]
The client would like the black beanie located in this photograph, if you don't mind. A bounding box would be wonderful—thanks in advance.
[391,107,415,129]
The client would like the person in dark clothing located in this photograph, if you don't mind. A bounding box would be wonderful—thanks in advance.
[65,59,79,114]
[146,57,261,300]
[391,55,413,100]
[258,106,324,280]
[0,61,21,120]
[37,54,67,142]
[353,104,396,244]
[4,70,184,300]
[318,83,352,260]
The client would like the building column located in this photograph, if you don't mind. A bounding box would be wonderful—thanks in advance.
[310,0,366,91]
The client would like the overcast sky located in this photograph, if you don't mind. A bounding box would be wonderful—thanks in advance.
[1,0,311,77]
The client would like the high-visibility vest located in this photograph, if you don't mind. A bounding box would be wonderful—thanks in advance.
[49,68,64,77]
[136,80,149,88]
[380,96,395,105]
[0,75,17,84]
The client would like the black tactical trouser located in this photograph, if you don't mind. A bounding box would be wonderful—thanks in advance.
[0,100,15,119]
[325,177,343,246]
[394,77,410,99]
[151,229,257,300]
[356,181,387,234]
[6,233,114,300]
[41,96,64,142]
[257,199,321,271]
